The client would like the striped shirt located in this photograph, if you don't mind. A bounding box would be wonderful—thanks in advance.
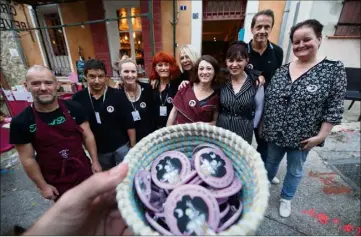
[216,75,264,144]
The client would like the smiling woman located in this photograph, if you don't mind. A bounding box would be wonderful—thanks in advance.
[262,19,347,218]
[167,55,220,126]
[150,52,181,129]
[119,58,155,142]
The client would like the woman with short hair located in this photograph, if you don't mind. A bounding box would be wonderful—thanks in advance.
[262,19,347,218]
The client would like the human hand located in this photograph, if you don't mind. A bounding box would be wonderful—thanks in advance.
[118,80,124,88]
[25,163,132,236]
[256,75,265,87]
[301,135,325,150]
[178,80,189,90]
[91,161,102,173]
[39,184,59,200]
[150,80,159,89]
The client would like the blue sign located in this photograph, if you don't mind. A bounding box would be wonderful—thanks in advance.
[238,28,245,41]
[192,13,199,19]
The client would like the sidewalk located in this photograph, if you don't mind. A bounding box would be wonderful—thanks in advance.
[1,101,360,235]
[255,100,360,236]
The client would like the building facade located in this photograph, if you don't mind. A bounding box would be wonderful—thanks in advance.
[0,0,360,87]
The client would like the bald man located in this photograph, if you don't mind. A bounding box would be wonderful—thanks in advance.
[10,65,101,201]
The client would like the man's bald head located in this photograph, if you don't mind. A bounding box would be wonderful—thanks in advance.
[26,65,56,81]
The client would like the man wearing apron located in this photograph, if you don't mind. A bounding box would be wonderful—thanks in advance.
[72,59,136,170]
[10,65,101,201]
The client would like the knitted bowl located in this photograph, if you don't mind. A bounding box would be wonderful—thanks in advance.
[116,123,269,235]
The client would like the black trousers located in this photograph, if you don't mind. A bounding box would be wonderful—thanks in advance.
[254,128,268,164]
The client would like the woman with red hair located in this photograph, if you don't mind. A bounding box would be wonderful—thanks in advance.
[150,52,181,128]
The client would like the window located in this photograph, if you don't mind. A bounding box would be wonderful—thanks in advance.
[117,7,144,68]
[335,0,361,36]
[43,13,67,56]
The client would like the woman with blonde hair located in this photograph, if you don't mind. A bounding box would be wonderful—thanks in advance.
[178,44,200,81]
[118,58,155,142]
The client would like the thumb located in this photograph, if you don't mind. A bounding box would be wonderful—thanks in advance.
[301,139,309,144]
[74,163,128,202]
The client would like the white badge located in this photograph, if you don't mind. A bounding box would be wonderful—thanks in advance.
[140,102,146,108]
[306,85,318,93]
[167,97,173,104]
[189,100,196,107]
[95,112,102,124]
[131,110,141,121]
[107,106,114,113]
[160,106,167,116]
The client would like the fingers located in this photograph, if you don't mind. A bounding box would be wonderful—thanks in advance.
[74,163,128,203]
[300,139,309,143]
[53,187,60,196]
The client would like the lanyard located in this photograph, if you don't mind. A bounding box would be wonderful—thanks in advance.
[125,85,141,111]
[159,83,170,106]
[88,86,107,112]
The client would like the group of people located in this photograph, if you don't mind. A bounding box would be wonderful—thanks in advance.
[9,9,347,235]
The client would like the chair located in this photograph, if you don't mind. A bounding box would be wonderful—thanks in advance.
[345,67,361,121]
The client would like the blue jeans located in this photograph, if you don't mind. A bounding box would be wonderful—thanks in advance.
[266,143,309,200]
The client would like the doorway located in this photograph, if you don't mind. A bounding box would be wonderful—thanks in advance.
[201,0,247,68]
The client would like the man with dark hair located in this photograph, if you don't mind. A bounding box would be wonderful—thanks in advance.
[248,9,284,184]
[10,65,101,201]
[72,59,136,170]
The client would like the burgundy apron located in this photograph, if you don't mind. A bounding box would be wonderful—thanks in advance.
[32,100,93,198]
[173,84,219,124]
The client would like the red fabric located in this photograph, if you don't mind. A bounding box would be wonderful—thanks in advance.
[0,123,14,153]
[32,100,93,197]
[7,101,31,117]
[172,84,219,125]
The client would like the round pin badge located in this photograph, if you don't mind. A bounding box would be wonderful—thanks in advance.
[145,212,173,235]
[106,105,114,113]
[246,63,254,70]
[217,200,243,232]
[191,143,224,168]
[164,184,220,235]
[140,102,147,108]
[134,170,165,212]
[188,100,196,107]
[306,85,318,93]
[220,203,230,219]
[151,151,192,190]
[194,148,234,188]
[166,97,173,104]
[208,177,242,198]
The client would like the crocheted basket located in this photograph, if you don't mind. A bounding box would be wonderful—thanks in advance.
[116,123,269,235]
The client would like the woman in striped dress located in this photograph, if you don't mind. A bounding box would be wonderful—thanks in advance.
[216,41,264,144]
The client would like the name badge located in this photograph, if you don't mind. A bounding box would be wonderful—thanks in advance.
[160,106,167,116]
[132,110,141,121]
[95,112,102,124]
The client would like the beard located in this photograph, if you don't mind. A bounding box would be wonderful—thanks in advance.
[36,94,57,105]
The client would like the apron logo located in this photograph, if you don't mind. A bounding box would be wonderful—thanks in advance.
[107,106,114,113]
[306,85,318,93]
[189,100,196,107]
[140,102,147,108]
[59,149,69,159]
[167,97,173,104]
[246,64,254,70]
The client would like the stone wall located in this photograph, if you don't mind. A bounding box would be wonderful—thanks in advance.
[0,0,28,87]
